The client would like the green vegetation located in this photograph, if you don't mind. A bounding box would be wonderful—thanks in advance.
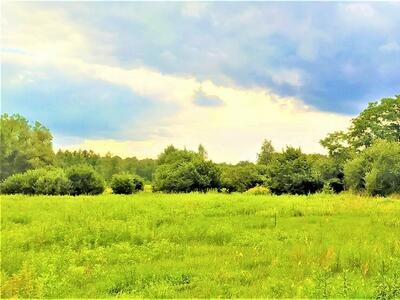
[219,161,264,193]
[0,96,399,297]
[266,147,323,195]
[1,95,399,196]
[0,165,105,196]
[110,173,144,194]
[344,140,400,196]
[66,165,105,196]
[153,145,220,193]
[1,193,399,298]
[0,114,54,181]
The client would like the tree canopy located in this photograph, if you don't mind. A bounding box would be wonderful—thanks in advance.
[153,146,220,193]
[1,94,399,197]
[320,95,400,154]
[0,114,54,181]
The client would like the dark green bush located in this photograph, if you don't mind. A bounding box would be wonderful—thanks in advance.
[111,173,144,194]
[0,168,47,194]
[153,147,220,193]
[35,168,71,195]
[66,165,105,195]
[267,147,323,195]
[132,174,145,192]
[1,173,26,194]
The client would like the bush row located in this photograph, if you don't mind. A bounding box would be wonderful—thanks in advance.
[0,165,144,195]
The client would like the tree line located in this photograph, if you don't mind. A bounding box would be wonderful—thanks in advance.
[0,95,399,196]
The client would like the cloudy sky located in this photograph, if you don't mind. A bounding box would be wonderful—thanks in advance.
[2,2,399,162]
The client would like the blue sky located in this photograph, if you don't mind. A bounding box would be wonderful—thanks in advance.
[1,2,399,162]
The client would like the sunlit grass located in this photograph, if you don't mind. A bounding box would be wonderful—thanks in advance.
[1,193,399,298]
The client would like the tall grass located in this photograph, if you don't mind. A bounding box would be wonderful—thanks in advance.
[1,193,399,298]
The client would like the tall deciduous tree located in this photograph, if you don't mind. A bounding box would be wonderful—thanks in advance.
[257,139,275,165]
[348,95,400,150]
[321,95,400,155]
[0,114,54,180]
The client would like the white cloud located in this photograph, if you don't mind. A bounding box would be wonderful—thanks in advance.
[2,2,353,162]
[30,55,350,162]
[3,50,352,162]
[1,2,91,60]
[271,69,303,87]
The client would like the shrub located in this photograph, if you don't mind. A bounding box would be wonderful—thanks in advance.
[153,162,197,193]
[66,165,105,195]
[326,178,345,193]
[245,186,270,195]
[153,147,220,193]
[219,162,264,193]
[0,173,26,194]
[35,168,71,195]
[111,173,144,194]
[132,175,145,192]
[0,168,47,195]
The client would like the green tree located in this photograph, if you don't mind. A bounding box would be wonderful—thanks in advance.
[219,162,264,193]
[266,147,323,195]
[56,150,101,169]
[344,140,400,196]
[321,95,400,154]
[153,146,220,193]
[134,158,157,182]
[0,114,54,180]
[320,131,353,163]
[307,154,344,193]
[96,153,123,182]
[257,139,275,165]
[348,96,400,150]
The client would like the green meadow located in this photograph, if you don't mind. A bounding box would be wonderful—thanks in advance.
[1,193,400,298]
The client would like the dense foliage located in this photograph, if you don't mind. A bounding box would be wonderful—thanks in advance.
[153,146,220,193]
[1,95,399,196]
[219,162,264,193]
[34,168,71,195]
[344,140,400,196]
[0,166,105,196]
[0,114,54,181]
[111,173,144,194]
[320,95,399,154]
[0,168,46,195]
[55,150,157,183]
[266,147,323,195]
[66,165,105,195]
[0,168,70,195]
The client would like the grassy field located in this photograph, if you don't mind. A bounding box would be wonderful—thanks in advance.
[1,193,400,298]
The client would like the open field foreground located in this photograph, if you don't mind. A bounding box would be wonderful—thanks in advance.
[1,193,400,298]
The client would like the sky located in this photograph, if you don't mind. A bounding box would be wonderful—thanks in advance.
[1,2,400,162]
